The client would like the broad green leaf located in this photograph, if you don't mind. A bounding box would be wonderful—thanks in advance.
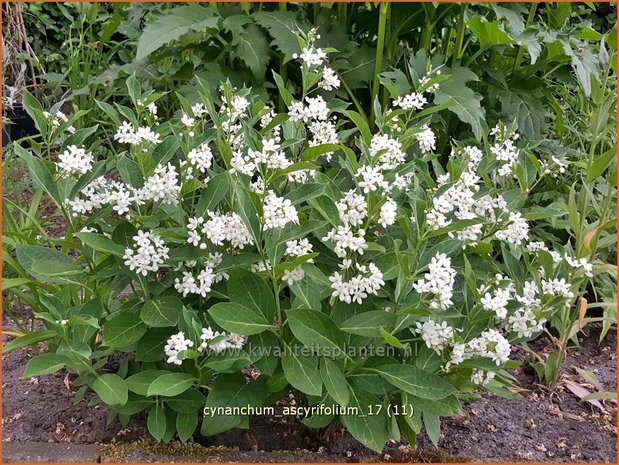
[147,373,195,397]
[103,313,147,348]
[176,411,198,443]
[286,309,345,352]
[320,358,350,407]
[3,330,58,354]
[340,389,390,453]
[15,244,80,283]
[76,232,125,256]
[126,370,170,396]
[227,269,276,323]
[368,365,455,400]
[467,16,515,48]
[252,11,305,62]
[22,354,67,378]
[341,311,394,337]
[140,296,183,328]
[208,302,271,336]
[93,374,128,406]
[201,374,250,436]
[195,171,230,216]
[282,351,322,396]
[147,404,167,442]
[166,389,207,413]
[235,24,270,82]
[136,5,219,60]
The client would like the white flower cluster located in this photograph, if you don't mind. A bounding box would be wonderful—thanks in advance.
[123,230,169,276]
[174,253,227,297]
[494,211,529,246]
[199,327,244,354]
[328,262,384,304]
[319,66,340,91]
[371,133,406,170]
[541,278,575,300]
[526,241,593,278]
[140,163,181,205]
[413,252,456,309]
[449,328,511,368]
[164,331,194,365]
[323,225,368,258]
[185,142,213,176]
[44,110,75,133]
[114,121,161,146]
[263,191,299,230]
[415,320,454,353]
[294,28,327,67]
[56,145,94,177]
[489,124,520,177]
[289,95,329,123]
[393,92,427,111]
[379,198,398,228]
[282,239,315,285]
[187,212,253,250]
[417,125,436,154]
[336,190,368,226]
[471,369,496,385]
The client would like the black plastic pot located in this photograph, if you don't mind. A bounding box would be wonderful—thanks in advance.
[2,106,37,147]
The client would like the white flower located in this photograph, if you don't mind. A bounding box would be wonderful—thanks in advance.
[328,262,384,304]
[188,211,253,249]
[336,190,368,226]
[491,138,519,178]
[480,287,512,319]
[164,332,194,365]
[146,103,158,117]
[323,225,368,258]
[356,165,388,193]
[56,145,94,177]
[508,309,545,338]
[199,327,244,354]
[413,252,456,310]
[565,256,593,277]
[263,191,299,230]
[289,96,329,123]
[415,320,454,352]
[494,211,529,245]
[378,198,398,228]
[417,125,436,153]
[282,267,305,286]
[114,121,161,145]
[123,230,169,276]
[393,93,427,111]
[186,142,213,174]
[191,102,209,118]
[471,369,496,385]
[138,163,181,205]
[174,253,226,298]
[541,278,575,300]
[370,133,406,170]
[308,120,338,160]
[466,329,511,365]
[286,238,314,258]
[319,67,340,90]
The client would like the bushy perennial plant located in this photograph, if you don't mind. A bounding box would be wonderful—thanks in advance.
[14,29,594,451]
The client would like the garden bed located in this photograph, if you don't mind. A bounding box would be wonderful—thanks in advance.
[3,326,615,463]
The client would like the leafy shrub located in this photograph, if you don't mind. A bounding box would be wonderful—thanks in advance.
[5,28,608,451]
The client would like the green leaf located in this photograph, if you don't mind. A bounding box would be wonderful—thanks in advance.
[467,16,515,48]
[148,404,167,442]
[286,309,346,353]
[22,354,67,378]
[126,73,142,106]
[227,269,276,323]
[423,413,441,446]
[369,365,455,400]
[253,11,305,62]
[126,370,170,396]
[93,374,128,406]
[320,358,350,407]
[141,296,183,328]
[301,144,342,161]
[76,232,125,256]
[136,5,219,60]
[14,145,60,204]
[341,389,390,453]
[341,311,393,337]
[15,245,80,283]
[176,411,198,443]
[103,313,147,348]
[587,147,616,182]
[282,351,322,396]
[3,330,58,354]
[166,389,207,413]
[201,374,250,436]
[147,373,195,397]
[208,302,271,336]
[433,66,486,140]
[195,171,230,216]
[236,24,270,82]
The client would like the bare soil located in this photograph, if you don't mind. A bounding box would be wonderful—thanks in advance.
[2,321,616,462]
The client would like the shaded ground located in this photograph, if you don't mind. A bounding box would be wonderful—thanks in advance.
[2,318,616,462]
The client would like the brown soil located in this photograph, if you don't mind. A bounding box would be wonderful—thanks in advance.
[1,324,616,462]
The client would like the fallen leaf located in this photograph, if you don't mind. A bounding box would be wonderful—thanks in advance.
[564,380,606,413]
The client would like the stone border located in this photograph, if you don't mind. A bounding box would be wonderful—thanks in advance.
[2,442,101,463]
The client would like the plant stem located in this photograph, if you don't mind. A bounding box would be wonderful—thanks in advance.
[278,2,288,114]
[453,4,467,64]
[337,2,347,28]
[513,2,537,71]
[370,2,389,130]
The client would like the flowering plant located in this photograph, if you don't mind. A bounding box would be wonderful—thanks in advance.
[10,30,594,451]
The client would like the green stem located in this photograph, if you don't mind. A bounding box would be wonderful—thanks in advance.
[370,2,389,130]
[453,4,467,64]
[513,2,537,71]
[337,2,347,28]
[278,2,288,114]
